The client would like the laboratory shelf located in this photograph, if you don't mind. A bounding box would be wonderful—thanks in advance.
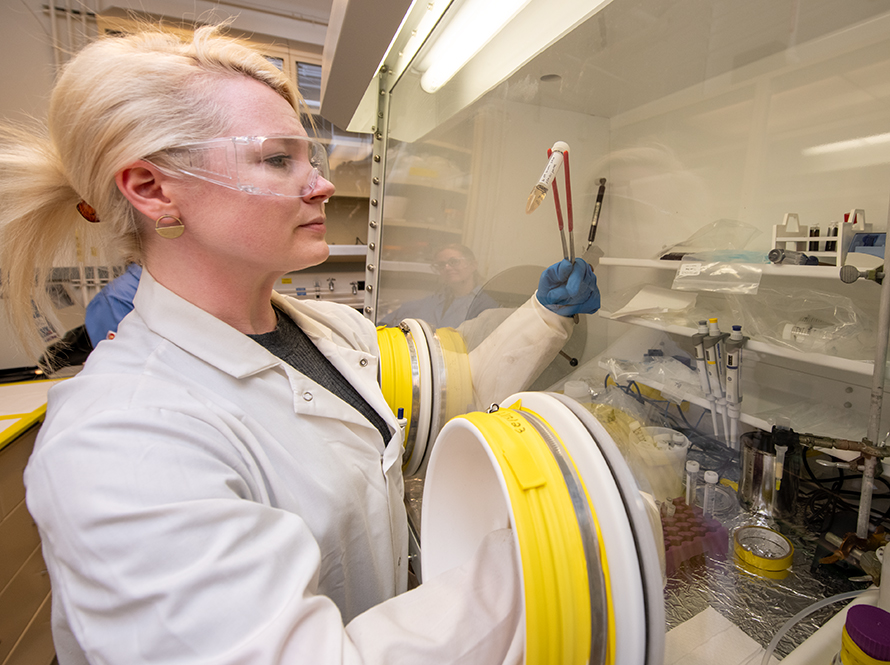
[379,260,435,274]
[599,257,846,280]
[325,245,368,263]
[598,311,879,378]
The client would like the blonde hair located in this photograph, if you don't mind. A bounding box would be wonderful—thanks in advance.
[0,25,305,356]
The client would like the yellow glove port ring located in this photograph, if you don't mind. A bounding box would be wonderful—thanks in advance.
[519,406,613,665]
[376,325,421,469]
[424,406,600,665]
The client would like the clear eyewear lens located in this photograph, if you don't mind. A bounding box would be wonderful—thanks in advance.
[169,136,330,198]
[432,258,465,271]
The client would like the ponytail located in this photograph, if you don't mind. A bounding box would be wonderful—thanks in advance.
[0,122,116,357]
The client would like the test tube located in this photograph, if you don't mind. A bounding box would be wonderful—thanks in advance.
[703,470,719,517]
[685,460,700,506]
[526,141,569,214]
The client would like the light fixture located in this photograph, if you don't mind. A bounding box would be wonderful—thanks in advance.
[803,131,890,156]
[418,0,533,93]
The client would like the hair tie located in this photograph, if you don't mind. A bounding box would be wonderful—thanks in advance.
[76,200,100,223]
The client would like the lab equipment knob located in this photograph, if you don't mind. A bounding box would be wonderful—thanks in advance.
[839,264,864,284]
[839,264,884,285]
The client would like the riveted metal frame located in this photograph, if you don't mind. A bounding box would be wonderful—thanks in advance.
[362,67,391,322]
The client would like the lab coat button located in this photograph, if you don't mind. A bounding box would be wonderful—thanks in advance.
[359,358,368,367]
[302,391,313,402]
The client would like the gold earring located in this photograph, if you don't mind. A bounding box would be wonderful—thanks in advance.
[155,214,184,239]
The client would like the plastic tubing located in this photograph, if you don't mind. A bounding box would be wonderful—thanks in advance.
[761,589,870,665]
[879,546,889,611]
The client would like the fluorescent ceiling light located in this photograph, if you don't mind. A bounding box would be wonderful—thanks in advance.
[803,132,890,156]
[419,0,533,93]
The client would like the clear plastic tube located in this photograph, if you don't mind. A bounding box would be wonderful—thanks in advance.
[703,470,718,517]
[761,589,871,665]
[685,460,700,506]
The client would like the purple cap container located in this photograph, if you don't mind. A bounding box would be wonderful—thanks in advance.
[846,605,890,660]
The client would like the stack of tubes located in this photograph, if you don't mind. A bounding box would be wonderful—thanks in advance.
[692,319,747,449]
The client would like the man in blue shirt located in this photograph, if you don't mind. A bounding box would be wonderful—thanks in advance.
[84,263,142,345]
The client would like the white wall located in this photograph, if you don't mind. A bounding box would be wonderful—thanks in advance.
[0,0,58,123]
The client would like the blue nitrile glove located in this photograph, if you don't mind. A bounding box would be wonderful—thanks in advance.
[536,258,600,316]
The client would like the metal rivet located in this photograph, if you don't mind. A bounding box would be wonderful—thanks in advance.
[360,358,368,367]
[364,306,374,314]
[844,402,853,409]
[302,391,313,402]
[367,264,375,272]
[374,155,381,162]
[368,242,376,250]
[378,111,384,118]
[846,387,854,393]
[366,285,373,293]
[372,177,380,185]
[375,131,382,141]
[371,199,378,206]
[369,220,378,228]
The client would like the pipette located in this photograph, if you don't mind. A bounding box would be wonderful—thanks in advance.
[707,318,730,445]
[725,325,746,450]
[692,321,719,437]
[586,178,606,250]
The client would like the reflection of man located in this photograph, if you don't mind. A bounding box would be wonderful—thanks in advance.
[383,244,499,328]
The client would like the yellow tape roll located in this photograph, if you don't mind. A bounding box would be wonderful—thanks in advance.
[733,525,793,572]
[462,409,592,665]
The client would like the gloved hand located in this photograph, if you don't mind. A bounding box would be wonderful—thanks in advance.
[536,258,600,316]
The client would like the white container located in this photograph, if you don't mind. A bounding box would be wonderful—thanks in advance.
[640,427,690,502]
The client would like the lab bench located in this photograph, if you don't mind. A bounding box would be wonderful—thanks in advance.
[0,379,63,665]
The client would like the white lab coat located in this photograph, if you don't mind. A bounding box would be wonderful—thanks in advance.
[25,269,571,665]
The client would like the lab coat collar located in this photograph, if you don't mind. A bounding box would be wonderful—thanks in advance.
[133,270,289,379]
[133,271,399,452]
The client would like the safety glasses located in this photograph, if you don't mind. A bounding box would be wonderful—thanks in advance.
[431,257,467,272]
[163,135,331,198]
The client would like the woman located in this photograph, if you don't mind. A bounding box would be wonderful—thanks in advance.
[0,26,599,664]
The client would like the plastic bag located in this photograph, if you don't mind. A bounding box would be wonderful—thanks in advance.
[658,218,762,260]
[725,286,874,360]
[599,333,704,404]
[584,387,688,503]
[671,260,763,294]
